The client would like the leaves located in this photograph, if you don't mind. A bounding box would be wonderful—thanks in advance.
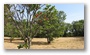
[17,44,24,49]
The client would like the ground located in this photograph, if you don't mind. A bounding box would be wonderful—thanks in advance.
[4,37,84,49]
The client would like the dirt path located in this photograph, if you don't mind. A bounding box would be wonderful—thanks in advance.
[4,37,84,49]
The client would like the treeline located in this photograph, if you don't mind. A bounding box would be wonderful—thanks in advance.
[4,19,84,38]
[63,20,84,37]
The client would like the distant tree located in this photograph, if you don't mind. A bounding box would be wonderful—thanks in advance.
[56,11,66,37]
[72,20,84,36]
[63,23,73,37]
[63,19,84,37]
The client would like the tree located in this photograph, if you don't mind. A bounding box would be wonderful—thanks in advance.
[63,19,84,37]
[4,4,20,42]
[72,20,84,36]
[4,4,45,49]
[35,5,67,43]
[63,23,73,37]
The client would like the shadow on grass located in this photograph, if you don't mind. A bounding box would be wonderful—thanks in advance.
[11,41,24,45]
[12,41,48,45]
[32,41,48,45]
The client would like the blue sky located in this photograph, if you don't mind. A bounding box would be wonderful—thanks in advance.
[51,4,84,23]
[14,4,84,23]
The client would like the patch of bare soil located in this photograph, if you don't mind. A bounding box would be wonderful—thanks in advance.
[4,37,84,49]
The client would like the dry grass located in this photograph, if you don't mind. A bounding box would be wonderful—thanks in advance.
[4,37,84,49]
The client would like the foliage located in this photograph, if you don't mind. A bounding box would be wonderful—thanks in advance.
[63,20,84,37]
[72,20,84,36]
[4,4,84,49]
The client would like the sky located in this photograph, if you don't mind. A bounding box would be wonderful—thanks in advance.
[51,4,84,23]
[12,4,84,23]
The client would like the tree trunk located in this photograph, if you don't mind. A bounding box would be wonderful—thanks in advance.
[10,39,12,43]
[47,37,50,44]
[10,36,13,43]
[27,37,30,49]
[24,37,28,49]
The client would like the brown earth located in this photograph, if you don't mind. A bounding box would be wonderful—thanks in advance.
[4,37,84,49]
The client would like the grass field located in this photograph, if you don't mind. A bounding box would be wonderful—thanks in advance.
[4,37,84,49]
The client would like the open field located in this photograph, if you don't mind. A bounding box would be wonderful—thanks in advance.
[4,37,84,49]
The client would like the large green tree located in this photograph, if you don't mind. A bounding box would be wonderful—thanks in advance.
[35,5,67,43]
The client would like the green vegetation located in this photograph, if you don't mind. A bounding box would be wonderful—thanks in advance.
[4,4,84,49]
